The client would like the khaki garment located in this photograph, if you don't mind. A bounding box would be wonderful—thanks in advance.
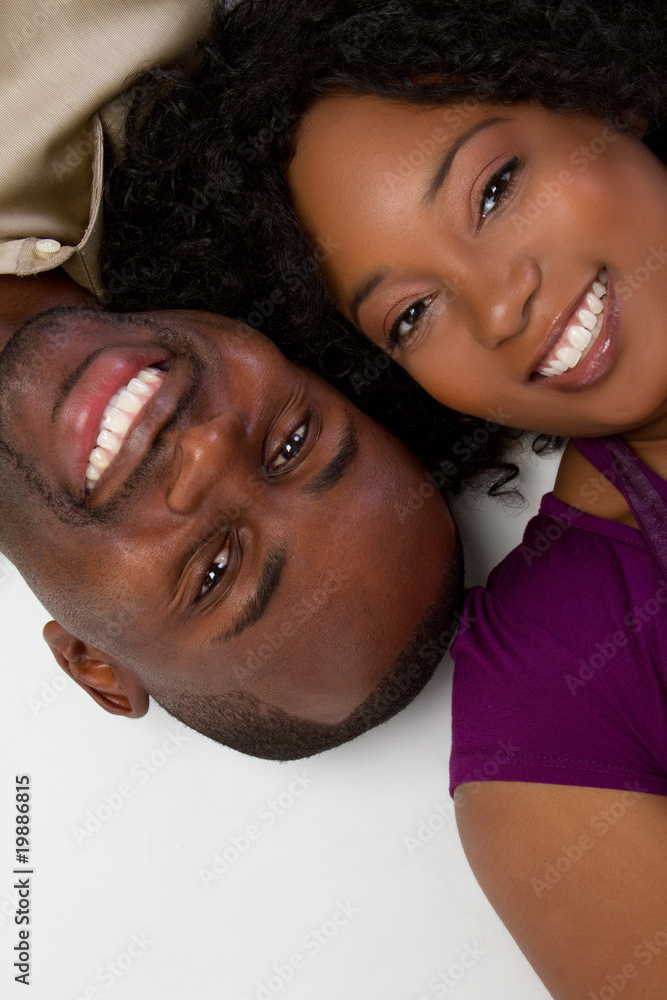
[0,0,213,295]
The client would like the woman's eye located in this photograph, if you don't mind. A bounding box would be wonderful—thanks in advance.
[388,296,434,350]
[200,536,230,598]
[272,422,308,469]
[479,156,520,219]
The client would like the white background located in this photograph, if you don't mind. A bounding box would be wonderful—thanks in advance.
[0,443,558,1000]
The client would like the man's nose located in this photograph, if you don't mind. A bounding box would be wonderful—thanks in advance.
[167,410,250,516]
[467,254,541,349]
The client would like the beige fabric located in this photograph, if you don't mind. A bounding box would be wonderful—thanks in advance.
[0,0,213,295]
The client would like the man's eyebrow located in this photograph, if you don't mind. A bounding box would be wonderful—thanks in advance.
[206,423,356,647]
[303,416,358,495]
[212,544,287,644]
[422,116,508,207]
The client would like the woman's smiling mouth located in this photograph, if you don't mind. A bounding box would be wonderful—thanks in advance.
[534,269,608,378]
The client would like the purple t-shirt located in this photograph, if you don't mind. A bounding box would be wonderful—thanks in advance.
[449,437,667,798]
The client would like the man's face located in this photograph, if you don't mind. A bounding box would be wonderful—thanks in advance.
[0,308,456,745]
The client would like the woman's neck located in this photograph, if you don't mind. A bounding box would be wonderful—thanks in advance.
[553,434,667,528]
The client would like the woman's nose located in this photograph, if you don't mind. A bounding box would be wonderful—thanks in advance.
[468,255,541,349]
[167,410,249,516]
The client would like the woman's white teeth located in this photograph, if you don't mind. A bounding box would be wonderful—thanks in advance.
[567,325,592,352]
[556,346,582,368]
[85,366,165,491]
[578,308,597,330]
[585,292,604,314]
[537,269,607,378]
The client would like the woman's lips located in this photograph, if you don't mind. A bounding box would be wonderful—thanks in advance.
[536,269,607,375]
[57,347,173,494]
[531,269,619,391]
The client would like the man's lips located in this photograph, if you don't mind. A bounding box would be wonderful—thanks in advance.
[57,346,175,496]
[85,365,170,491]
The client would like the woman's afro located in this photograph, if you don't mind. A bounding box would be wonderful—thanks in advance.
[103,0,667,493]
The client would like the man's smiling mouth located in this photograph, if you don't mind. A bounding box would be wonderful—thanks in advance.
[535,268,608,378]
[85,366,167,492]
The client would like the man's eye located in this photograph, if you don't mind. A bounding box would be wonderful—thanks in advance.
[200,536,230,598]
[479,156,520,219]
[272,422,307,469]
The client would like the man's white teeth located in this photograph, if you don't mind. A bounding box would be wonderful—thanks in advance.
[96,429,121,452]
[101,407,132,435]
[115,389,144,415]
[538,270,607,377]
[133,369,162,386]
[85,366,165,491]
[89,447,111,472]
[128,376,155,396]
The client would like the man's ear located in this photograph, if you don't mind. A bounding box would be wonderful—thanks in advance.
[43,621,149,718]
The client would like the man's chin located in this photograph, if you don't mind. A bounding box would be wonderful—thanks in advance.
[150,542,464,760]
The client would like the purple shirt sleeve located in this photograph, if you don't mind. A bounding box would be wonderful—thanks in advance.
[450,586,667,798]
[450,492,667,799]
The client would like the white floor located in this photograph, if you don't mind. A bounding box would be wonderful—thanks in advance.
[0,442,558,1000]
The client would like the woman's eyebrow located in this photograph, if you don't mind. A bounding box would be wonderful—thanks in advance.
[350,272,389,327]
[422,116,509,207]
[348,119,509,323]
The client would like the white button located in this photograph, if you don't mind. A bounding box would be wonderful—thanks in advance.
[35,238,62,255]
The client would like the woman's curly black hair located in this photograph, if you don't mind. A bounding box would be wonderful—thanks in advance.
[102,0,667,494]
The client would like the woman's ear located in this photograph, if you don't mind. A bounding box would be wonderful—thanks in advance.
[42,620,149,718]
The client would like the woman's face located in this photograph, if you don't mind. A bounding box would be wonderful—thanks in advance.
[289,96,667,440]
